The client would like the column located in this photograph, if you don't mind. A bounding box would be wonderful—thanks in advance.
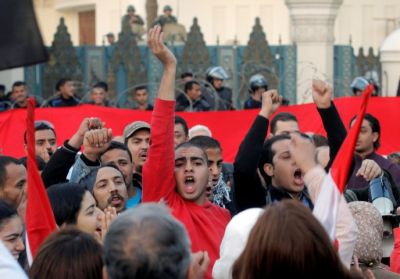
[285,0,343,103]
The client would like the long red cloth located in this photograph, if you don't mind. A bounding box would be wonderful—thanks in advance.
[25,98,57,262]
[0,96,399,163]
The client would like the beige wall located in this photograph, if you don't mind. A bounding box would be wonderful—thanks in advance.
[34,0,400,50]
[335,0,400,53]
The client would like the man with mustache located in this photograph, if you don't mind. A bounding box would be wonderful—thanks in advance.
[123,121,150,189]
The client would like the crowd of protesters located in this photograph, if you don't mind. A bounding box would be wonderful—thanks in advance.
[1,26,400,279]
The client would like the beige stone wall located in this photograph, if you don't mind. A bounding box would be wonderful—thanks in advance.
[33,0,400,50]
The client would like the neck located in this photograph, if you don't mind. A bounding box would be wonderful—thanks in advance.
[355,148,374,159]
[194,193,207,205]
[127,183,137,198]
[137,103,147,110]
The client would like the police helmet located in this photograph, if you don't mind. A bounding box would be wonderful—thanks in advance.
[206,66,229,83]
[249,74,268,93]
[127,5,135,12]
[350,77,369,95]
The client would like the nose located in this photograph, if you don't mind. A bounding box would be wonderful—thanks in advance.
[109,182,117,192]
[44,141,52,150]
[210,165,219,177]
[184,161,193,172]
[16,237,25,252]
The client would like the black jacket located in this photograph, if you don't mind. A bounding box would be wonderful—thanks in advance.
[41,141,80,188]
[233,104,346,213]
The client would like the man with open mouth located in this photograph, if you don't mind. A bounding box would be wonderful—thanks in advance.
[142,26,231,279]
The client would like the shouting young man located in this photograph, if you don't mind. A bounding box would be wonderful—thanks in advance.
[142,26,230,279]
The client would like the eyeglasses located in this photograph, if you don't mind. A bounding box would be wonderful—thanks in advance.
[34,120,55,130]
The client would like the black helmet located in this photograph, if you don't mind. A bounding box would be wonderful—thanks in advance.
[249,74,268,93]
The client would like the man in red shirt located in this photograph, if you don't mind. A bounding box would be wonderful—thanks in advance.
[142,26,231,279]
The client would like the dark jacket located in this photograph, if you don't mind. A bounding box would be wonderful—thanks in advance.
[48,95,80,107]
[175,93,210,112]
[41,141,80,188]
[233,104,346,213]
[348,152,400,191]
[243,97,261,109]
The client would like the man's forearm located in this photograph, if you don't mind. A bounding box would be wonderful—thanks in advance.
[157,65,176,100]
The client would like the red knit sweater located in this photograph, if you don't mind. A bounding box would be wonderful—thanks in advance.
[143,98,231,279]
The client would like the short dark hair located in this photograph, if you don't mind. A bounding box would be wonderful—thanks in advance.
[181,72,193,79]
[0,199,18,228]
[258,134,291,183]
[174,116,189,137]
[55,78,72,91]
[134,85,147,94]
[100,141,133,163]
[0,156,22,189]
[350,113,381,149]
[47,183,87,227]
[104,203,191,279]
[175,142,208,162]
[184,80,200,93]
[311,134,329,148]
[92,81,108,92]
[189,135,221,151]
[0,84,5,92]
[23,120,57,144]
[30,228,103,279]
[12,81,26,91]
[270,112,298,135]
[19,156,46,171]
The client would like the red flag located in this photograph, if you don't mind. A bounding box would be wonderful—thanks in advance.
[313,84,373,239]
[25,98,57,264]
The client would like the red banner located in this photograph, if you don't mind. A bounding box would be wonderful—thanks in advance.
[0,97,399,163]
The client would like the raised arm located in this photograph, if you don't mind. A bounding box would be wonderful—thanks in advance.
[289,133,358,268]
[41,117,103,187]
[233,90,281,212]
[142,26,178,202]
[312,80,347,170]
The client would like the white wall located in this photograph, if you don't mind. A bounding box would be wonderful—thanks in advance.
[0,68,24,93]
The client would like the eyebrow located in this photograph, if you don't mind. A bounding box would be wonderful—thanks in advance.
[4,233,20,238]
[85,204,95,213]
[175,156,205,162]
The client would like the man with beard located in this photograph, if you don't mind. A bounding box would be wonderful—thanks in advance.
[69,129,128,213]
[100,141,142,208]
[142,26,230,279]
[91,165,128,213]
[23,120,57,164]
[123,121,150,189]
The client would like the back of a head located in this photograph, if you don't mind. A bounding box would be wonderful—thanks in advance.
[232,200,353,279]
[188,125,212,139]
[213,208,263,279]
[104,203,191,279]
[270,112,298,135]
[30,228,103,279]
[189,135,221,151]
[47,183,86,227]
